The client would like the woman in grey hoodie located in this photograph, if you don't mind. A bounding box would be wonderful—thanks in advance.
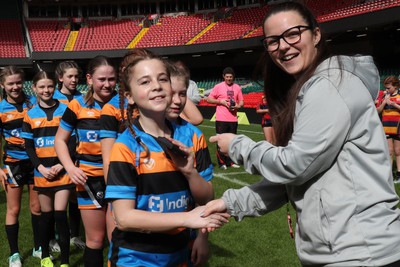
[203,1,400,266]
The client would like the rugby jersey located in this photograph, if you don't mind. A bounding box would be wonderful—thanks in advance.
[105,119,212,266]
[21,101,73,189]
[0,97,35,163]
[257,103,271,121]
[53,89,82,105]
[60,95,104,178]
[381,92,400,135]
[100,93,127,139]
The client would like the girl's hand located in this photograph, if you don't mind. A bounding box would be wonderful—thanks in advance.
[200,199,229,233]
[191,231,209,266]
[183,205,229,230]
[167,138,196,177]
[50,164,64,176]
[0,168,8,191]
[38,165,56,180]
[67,166,87,185]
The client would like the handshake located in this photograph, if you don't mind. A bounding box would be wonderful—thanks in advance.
[186,199,230,233]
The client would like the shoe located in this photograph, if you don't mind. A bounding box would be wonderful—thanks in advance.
[9,253,22,267]
[70,236,86,249]
[32,247,54,260]
[49,239,60,253]
[231,164,240,168]
[60,264,70,267]
[394,179,400,184]
[40,257,54,267]
[219,164,227,170]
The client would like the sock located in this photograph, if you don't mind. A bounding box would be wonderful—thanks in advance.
[31,213,41,250]
[84,247,103,267]
[5,223,19,255]
[55,210,70,265]
[69,201,81,237]
[49,211,56,240]
[396,171,400,179]
[40,211,53,258]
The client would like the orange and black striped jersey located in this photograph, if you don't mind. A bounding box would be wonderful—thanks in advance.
[100,93,127,140]
[60,95,104,177]
[0,97,35,163]
[53,89,82,105]
[22,101,73,189]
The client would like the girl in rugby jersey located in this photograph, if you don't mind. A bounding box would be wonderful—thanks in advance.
[0,66,41,267]
[165,60,214,266]
[55,56,117,267]
[54,60,86,251]
[22,71,75,267]
[54,60,82,104]
[105,49,228,267]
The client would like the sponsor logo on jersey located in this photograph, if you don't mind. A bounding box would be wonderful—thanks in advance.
[148,194,189,212]
[86,131,98,142]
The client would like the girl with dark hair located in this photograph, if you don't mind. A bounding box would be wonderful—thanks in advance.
[0,66,40,267]
[104,48,227,266]
[55,56,117,267]
[53,60,86,251]
[203,1,400,266]
[22,71,74,267]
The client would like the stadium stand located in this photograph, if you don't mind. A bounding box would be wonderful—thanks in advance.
[27,20,70,51]
[73,19,142,51]
[0,20,26,58]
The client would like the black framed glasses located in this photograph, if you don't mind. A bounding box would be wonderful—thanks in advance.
[262,25,312,52]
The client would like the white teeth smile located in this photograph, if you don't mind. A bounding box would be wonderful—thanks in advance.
[282,54,297,61]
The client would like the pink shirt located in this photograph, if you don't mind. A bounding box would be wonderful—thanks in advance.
[208,82,244,122]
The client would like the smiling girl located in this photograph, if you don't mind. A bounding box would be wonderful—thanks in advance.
[22,71,74,267]
[55,56,117,267]
[105,48,228,266]
[0,66,40,267]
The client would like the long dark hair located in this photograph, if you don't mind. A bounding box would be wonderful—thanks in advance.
[255,1,330,146]
[55,60,81,91]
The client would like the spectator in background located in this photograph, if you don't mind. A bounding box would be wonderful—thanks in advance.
[206,67,244,170]
[256,95,275,143]
[377,75,400,183]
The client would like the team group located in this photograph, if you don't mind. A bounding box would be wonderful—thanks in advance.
[0,49,232,267]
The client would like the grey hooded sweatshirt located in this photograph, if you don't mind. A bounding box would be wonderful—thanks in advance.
[223,55,400,266]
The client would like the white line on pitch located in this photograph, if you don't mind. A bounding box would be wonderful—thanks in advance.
[198,124,264,135]
[213,173,250,186]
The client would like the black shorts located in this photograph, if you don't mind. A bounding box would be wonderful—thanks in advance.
[261,118,272,128]
[3,160,34,188]
[386,134,400,141]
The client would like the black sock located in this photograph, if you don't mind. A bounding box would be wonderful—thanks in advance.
[49,211,56,240]
[39,212,53,258]
[69,201,81,237]
[5,223,19,255]
[31,213,41,250]
[396,171,400,179]
[55,210,70,264]
[84,247,103,267]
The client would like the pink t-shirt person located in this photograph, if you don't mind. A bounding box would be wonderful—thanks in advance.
[208,82,244,122]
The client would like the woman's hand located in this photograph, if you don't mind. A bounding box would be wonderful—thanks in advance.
[209,133,237,155]
[183,205,230,230]
[200,199,229,233]
[67,166,87,185]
